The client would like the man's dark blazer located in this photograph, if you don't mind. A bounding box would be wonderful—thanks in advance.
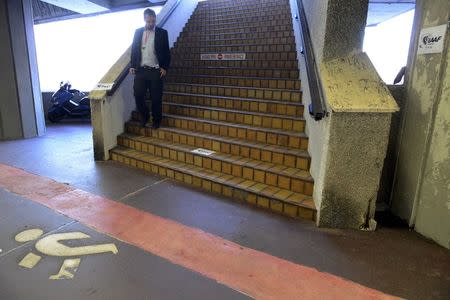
[131,27,171,70]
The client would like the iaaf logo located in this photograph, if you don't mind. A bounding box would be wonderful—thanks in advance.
[422,34,443,45]
[418,24,447,54]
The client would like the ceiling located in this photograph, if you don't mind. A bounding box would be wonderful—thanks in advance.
[367,0,416,26]
[33,0,416,25]
[33,0,166,24]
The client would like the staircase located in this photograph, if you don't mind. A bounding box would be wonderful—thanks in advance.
[111,0,316,221]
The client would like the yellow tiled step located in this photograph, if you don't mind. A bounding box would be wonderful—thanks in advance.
[174,36,296,47]
[186,15,292,29]
[180,25,293,36]
[172,44,296,53]
[184,19,292,31]
[177,31,295,42]
[162,92,304,116]
[161,103,305,132]
[155,114,306,149]
[196,1,290,10]
[164,82,302,102]
[198,0,290,5]
[118,133,313,192]
[172,51,297,61]
[125,121,309,164]
[193,7,290,16]
[198,0,288,6]
[181,24,293,35]
[172,59,298,70]
[165,74,300,90]
[110,146,316,221]
[168,67,299,79]
[192,7,290,16]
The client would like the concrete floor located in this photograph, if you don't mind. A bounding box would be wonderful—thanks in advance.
[0,123,449,299]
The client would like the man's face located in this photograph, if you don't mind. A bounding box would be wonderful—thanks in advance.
[144,14,156,28]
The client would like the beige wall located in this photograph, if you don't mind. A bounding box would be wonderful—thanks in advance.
[390,0,450,248]
[415,45,450,248]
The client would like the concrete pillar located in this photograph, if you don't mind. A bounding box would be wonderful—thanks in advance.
[391,0,450,248]
[0,0,45,140]
[294,0,398,229]
[302,0,369,63]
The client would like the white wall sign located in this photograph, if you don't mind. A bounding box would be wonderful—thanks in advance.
[93,83,114,91]
[200,53,246,60]
[417,24,447,54]
[191,148,215,156]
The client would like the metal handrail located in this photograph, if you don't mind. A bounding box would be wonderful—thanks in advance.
[108,0,182,96]
[295,0,327,121]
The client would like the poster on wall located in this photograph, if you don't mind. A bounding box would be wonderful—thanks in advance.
[417,24,447,54]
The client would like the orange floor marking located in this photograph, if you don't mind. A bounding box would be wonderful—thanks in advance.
[0,164,401,299]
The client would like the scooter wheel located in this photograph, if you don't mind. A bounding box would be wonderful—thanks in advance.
[47,108,66,123]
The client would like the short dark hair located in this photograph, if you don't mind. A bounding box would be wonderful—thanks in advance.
[144,8,156,17]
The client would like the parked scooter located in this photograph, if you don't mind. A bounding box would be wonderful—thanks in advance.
[47,82,91,123]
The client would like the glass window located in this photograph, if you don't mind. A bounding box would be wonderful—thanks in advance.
[364,8,415,84]
[34,7,162,92]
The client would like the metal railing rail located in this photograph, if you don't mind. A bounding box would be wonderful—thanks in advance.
[295,0,327,121]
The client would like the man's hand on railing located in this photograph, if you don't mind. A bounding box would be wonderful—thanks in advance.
[129,68,136,75]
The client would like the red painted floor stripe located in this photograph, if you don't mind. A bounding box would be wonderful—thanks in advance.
[0,164,401,300]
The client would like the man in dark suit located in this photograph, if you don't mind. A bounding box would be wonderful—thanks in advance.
[130,8,170,129]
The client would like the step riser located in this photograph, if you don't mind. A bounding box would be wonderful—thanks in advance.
[195,2,291,10]
[198,0,290,6]
[118,135,312,193]
[192,7,291,16]
[159,115,306,149]
[188,15,292,26]
[172,60,298,69]
[168,68,299,80]
[177,31,294,41]
[175,37,296,47]
[180,26,293,36]
[125,123,309,167]
[184,19,293,30]
[165,83,302,102]
[172,52,297,61]
[172,45,296,53]
[166,75,300,90]
[110,150,315,221]
[161,104,305,132]
[163,93,304,117]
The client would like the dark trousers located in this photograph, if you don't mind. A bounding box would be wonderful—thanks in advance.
[133,68,163,125]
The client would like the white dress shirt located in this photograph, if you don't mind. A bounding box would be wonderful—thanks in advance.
[141,29,159,68]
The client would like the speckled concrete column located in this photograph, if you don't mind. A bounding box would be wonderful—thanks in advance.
[318,112,392,229]
[315,53,398,229]
[301,0,369,63]
[294,0,398,229]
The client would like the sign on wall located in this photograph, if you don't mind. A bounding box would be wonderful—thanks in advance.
[200,53,246,60]
[417,24,447,54]
[93,82,115,91]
